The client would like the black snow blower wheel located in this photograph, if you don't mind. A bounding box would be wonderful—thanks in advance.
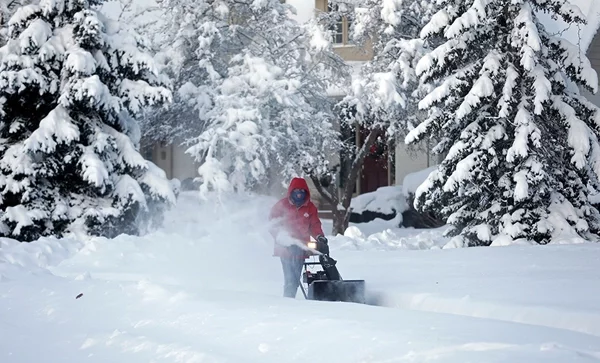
[300,245,366,304]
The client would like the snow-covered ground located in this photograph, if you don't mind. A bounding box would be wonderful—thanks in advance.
[1,192,600,362]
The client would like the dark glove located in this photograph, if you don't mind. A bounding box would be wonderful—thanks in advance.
[316,235,329,255]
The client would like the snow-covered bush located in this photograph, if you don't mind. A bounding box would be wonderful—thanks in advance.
[399,166,445,228]
[0,0,175,241]
[349,185,408,225]
[351,185,408,217]
[406,0,600,246]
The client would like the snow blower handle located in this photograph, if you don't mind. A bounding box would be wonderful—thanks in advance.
[306,236,329,255]
[315,236,343,280]
[316,235,329,255]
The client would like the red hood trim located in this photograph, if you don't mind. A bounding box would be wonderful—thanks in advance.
[287,177,311,205]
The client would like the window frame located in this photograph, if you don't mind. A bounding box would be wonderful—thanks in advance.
[326,1,353,46]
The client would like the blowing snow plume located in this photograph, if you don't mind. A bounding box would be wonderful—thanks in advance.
[48,191,289,296]
[147,191,285,294]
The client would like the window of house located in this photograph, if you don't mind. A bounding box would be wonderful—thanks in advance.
[346,17,353,44]
[332,20,344,44]
[327,1,352,45]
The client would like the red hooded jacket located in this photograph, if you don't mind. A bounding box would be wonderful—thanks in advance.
[269,177,324,258]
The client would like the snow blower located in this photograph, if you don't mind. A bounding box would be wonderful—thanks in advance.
[299,241,366,304]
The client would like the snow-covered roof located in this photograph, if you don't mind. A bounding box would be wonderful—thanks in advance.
[538,0,600,53]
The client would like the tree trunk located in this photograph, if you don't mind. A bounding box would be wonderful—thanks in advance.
[310,127,383,236]
[331,209,351,235]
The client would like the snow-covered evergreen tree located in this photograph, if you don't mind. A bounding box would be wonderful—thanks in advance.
[0,0,175,241]
[406,0,600,246]
[151,0,349,197]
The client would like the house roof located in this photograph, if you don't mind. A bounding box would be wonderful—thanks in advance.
[538,0,600,53]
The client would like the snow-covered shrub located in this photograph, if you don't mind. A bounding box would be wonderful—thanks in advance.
[406,0,600,246]
[0,0,175,241]
[349,185,408,224]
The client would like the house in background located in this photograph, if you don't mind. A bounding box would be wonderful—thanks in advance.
[140,138,201,189]
[138,0,600,207]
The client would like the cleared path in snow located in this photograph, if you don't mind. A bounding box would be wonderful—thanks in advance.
[339,244,600,338]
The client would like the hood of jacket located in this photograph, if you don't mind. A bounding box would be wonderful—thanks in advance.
[287,177,311,205]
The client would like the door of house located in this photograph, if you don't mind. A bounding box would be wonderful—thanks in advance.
[360,135,389,194]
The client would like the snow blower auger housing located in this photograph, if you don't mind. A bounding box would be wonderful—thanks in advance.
[300,241,366,304]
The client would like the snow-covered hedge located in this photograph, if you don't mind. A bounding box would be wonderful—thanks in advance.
[350,185,408,217]
[348,166,444,227]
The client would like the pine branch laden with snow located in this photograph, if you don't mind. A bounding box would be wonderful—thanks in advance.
[405,0,600,246]
[151,0,349,197]
[0,0,32,47]
[0,0,175,242]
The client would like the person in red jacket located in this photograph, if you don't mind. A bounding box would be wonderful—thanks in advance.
[269,177,328,298]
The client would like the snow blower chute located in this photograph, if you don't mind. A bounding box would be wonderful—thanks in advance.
[299,241,366,304]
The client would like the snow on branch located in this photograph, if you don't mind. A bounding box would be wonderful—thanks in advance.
[420,9,450,39]
[118,79,171,115]
[445,0,491,39]
[65,47,97,75]
[79,146,110,191]
[23,106,80,153]
[2,205,47,236]
[456,73,494,120]
[552,95,592,169]
[550,37,599,93]
[18,18,51,52]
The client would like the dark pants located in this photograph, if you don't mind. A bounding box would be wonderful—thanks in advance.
[280,256,304,298]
